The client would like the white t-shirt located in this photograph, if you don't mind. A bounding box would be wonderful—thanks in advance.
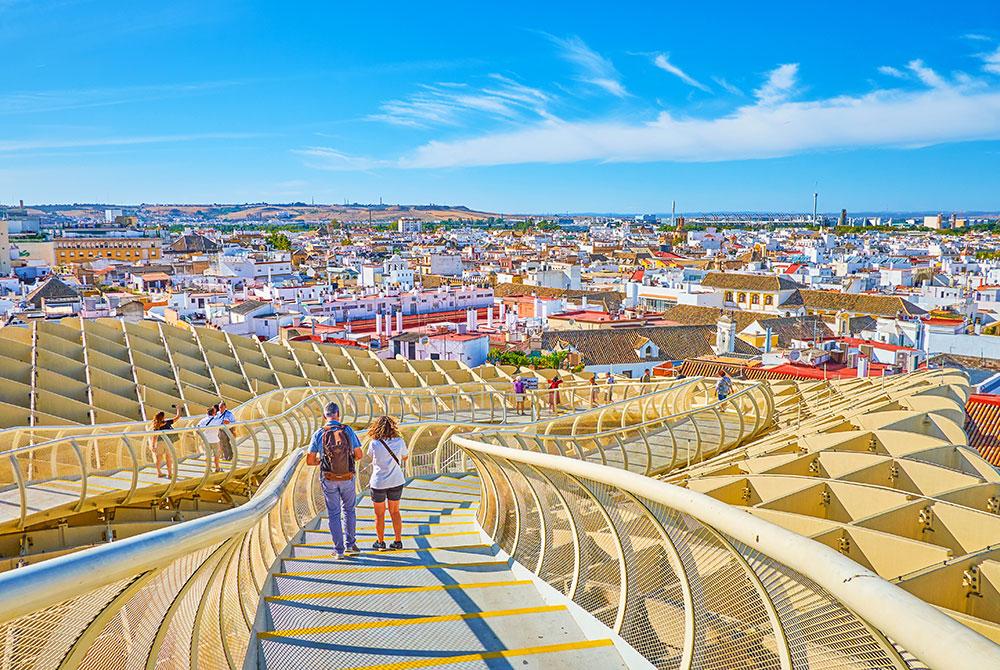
[369,436,408,490]
[197,415,222,444]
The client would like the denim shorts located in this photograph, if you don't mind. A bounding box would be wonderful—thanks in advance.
[370,484,404,503]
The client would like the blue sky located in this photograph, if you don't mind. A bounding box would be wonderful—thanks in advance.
[2,0,999,212]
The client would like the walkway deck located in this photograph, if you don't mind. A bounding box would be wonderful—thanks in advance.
[250,474,627,669]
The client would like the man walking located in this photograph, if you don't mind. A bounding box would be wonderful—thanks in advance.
[306,402,363,559]
[216,400,236,460]
[716,371,733,402]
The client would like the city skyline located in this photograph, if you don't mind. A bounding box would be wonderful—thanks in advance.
[2,1,999,210]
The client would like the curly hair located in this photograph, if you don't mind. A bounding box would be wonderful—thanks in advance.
[366,415,400,442]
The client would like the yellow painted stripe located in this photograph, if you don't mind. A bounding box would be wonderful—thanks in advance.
[404,486,479,498]
[295,530,480,547]
[289,543,492,559]
[258,604,565,638]
[348,508,477,516]
[274,559,508,577]
[266,579,532,602]
[359,496,476,505]
[306,521,474,532]
[336,639,615,670]
[422,479,480,491]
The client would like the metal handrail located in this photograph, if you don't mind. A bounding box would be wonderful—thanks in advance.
[0,379,511,451]
[452,436,1000,670]
[0,449,307,623]
[446,381,772,477]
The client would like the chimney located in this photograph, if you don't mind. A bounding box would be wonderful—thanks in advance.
[764,326,772,353]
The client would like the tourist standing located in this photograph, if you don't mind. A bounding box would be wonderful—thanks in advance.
[151,404,183,479]
[197,405,223,473]
[512,376,526,415]
[306,402,364,559]
[548,375,562,413]
[590,373,599,407]
[216,400,236,460]
[605,371,615,402]
[366,416,408,550]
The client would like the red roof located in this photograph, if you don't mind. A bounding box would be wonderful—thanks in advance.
[784,263,802,274]
[630,268,645,282]
[837,337,917,353]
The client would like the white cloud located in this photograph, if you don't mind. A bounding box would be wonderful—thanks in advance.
[301,57,1000,172]
[0,80,245,115]
[982,46,1000,75]
[547,34,629,98]
[396,83,1000,168]
[0,132,257,153]
[652,53,710,92]
[712,76,744,96]
[369,75,552,128]
[292,147,388,171]
[754,63,798,104]
[877,65,908,79]
[965,33,991,42]
[907,59,947,88]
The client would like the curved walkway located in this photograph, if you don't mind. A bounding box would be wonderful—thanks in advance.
[250,474,629,670]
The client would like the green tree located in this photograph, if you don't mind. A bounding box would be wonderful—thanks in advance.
[266,231,292,251]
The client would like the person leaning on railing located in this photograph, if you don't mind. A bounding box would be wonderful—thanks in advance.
[151,404,183,479]
[365,415,408,551]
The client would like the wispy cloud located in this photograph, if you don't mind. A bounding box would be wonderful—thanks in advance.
[754,63,798,104]
[907,59,947,88]
[981,45,1000,75]
[292,147,388,172]
[652,53,710,92]
[964,33,992,42]
[712,76,744,96]
[0,132,259,154]
[369,74,552,128]
[0,80,246,115]
[358,63,1000,168]
[877,65,908,79]
[547,34,628,98]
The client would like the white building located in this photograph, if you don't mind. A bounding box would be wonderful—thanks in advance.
[397,218,423,234]
[523,261,581,291]
[428,254,464,277]
[391,331,490,367]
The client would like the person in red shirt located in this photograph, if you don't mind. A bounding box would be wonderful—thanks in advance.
[548,375,563,413]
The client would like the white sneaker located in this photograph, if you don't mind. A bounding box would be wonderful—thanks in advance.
[334,552,346,560]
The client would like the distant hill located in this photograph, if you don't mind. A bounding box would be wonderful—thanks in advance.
[16,203,502,223]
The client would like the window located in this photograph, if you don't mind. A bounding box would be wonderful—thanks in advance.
[764,295,774,306]
[751,294,760,305]
[737,293,747,303]
[724,291,733,302]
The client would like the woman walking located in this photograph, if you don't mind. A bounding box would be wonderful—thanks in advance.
[151,404,183,479]
[367,415,408,550]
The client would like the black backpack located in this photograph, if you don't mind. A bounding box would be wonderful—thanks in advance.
[321,426,354,480]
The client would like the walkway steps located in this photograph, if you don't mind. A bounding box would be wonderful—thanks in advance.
[251,474,626,670]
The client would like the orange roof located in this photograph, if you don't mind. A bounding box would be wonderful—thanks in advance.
[966,394,1000,466]
[141,272,170,281]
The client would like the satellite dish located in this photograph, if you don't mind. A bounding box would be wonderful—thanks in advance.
[789,350,801,362]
